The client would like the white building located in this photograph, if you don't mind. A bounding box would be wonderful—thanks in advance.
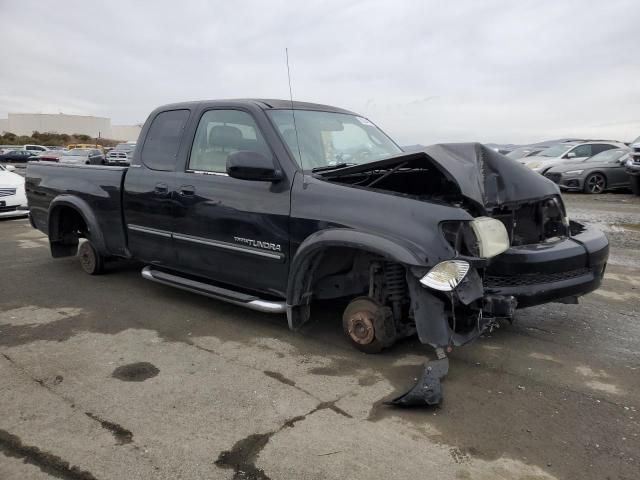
[0,113,141,141]
[112,124,143,142]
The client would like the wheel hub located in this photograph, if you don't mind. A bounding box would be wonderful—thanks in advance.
[346,311,375,345]
[588,175,605,193]
[79,244,96,272]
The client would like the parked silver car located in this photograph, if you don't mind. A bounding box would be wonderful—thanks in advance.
[523,141,626,174]
[544,148,631,193]
[58,148,105,165]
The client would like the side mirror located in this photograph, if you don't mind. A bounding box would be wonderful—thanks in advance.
[5,165,15,171]
[566,152,577,158]
[227,151,282,182]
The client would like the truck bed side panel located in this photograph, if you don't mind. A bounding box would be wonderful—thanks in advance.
[26,162,129,256]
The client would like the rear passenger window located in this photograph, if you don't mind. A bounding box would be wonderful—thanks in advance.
[591,144,615,155]
[188,110,270,173]
[141,109,189,171]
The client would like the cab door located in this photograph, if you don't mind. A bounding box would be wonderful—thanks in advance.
[123,109,190,266]
[170,108,291,297]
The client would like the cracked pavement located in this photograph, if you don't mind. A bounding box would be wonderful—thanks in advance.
[0,192,639,479]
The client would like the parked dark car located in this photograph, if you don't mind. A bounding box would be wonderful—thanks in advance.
[0,149,39,163]
[544,148,631,193]
[25,99,609,405]
[58,148,105,165]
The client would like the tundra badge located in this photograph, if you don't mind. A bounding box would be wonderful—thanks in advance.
[233,236,282,252]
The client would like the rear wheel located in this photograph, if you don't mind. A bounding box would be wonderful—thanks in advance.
[342,297,395,354]
[631,176,640,196]
[584,173,606,194]
[78,241,105,275]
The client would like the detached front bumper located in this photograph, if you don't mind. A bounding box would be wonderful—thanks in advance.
[408,222,608,348]
[484,222,608,307]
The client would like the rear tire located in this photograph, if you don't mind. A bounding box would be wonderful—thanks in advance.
[342,297,395,354]
[584,173,606,194]
[78,241,105,275]
[631,176,640,196]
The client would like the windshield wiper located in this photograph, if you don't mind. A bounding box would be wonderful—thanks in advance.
[311,163,354,173]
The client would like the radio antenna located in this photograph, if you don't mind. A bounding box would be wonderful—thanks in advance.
[286,48,304,177]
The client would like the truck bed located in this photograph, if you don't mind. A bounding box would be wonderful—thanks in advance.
[26,161,129,257]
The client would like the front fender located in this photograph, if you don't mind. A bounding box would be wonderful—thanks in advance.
[286,228,430,306]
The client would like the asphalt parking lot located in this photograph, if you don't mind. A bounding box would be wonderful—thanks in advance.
[0,193,639,480]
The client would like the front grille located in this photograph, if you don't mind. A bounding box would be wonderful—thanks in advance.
[0,188,17,197]
[0,205,18,213]
[485,268,590,288]
[544,172,561,184]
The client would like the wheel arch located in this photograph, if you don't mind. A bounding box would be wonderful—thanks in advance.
[286,228,427,308]
[48,195,106,257]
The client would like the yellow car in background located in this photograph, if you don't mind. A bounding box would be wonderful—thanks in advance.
[67,143,104,153]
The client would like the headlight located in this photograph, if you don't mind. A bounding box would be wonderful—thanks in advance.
[469,217,510,258]
[564,169,583,175]
[527,162,540,169]
[420,260,470,291]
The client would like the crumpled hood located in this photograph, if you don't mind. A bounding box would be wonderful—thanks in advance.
[419,143,559,209]
[320,143,560,212]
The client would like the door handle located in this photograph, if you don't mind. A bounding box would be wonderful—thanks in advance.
[154,183,169,194]
[178,185,196,196]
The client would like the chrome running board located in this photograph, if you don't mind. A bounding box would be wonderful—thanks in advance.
[141,266,286,314]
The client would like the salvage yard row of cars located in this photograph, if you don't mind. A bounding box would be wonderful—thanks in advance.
[1,132,639,224]
[501,136,640,194]
[0,142,137,166]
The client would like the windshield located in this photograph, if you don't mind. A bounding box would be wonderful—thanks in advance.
[63,149,90,156]
[586,149,628,163]
[267,110,401,169]
[631,136,640,144]
[537,144,574,157]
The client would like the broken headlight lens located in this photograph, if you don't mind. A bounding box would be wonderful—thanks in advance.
[469,217,510,258]
[420,260,470,291]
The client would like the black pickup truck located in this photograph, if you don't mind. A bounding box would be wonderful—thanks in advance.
[26,99,609,405]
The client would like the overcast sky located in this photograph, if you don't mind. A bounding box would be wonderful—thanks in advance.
[1,0,639,145]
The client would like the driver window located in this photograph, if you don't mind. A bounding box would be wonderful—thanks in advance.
[189,110,270,173]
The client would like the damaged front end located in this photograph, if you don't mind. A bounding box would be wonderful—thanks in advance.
[316,143,609,407]
[387,219,513,407]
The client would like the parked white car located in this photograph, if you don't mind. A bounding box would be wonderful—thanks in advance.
[23,144,49,152]
[0,164,29,218]
[523,141,627,174]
